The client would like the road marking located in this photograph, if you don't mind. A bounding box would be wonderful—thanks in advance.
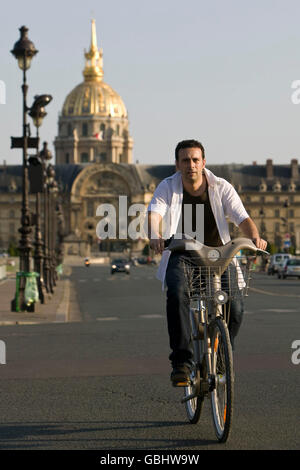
[56,279,70,322]
[139,314,163,319]
[96,317,118,321]
[249,287,300,298]
[261,309,298,313]
[79,279,87,283]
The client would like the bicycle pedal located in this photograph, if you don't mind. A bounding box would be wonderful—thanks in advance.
[172,380,190,387]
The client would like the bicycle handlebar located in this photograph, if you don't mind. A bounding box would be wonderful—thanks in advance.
[166,235,269,272]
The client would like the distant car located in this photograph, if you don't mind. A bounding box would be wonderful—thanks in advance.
[111,258,130,275]
[268,253,292,275]
[277,258,300,279]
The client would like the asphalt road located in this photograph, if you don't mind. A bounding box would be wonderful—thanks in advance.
[0,264,299,450]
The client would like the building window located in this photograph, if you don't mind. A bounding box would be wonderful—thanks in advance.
[9,210,14,219]
[65,153,69,164]
[81,153,89,163]
[289,209,294,218]
[9,223,15,234]
[274,209,280,218]
[100,153,106,162]
[116,125,120,136]
[82,123,88,137]
[87,201,94,217]
[274,222,280,232]
[67,123,72,136]
[100,123,105,133]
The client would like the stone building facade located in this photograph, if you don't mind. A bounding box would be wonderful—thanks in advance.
[1,159,299,256]
[1,21,300,256]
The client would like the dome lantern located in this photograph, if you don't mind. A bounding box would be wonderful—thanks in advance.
[83,19,104,82]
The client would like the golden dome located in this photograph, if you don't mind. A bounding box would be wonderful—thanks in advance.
[62,81,127,118]
[62,20,127,118]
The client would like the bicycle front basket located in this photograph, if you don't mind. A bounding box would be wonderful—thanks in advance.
[180,256,253,301]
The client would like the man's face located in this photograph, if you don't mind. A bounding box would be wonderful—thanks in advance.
[176,147,206,183]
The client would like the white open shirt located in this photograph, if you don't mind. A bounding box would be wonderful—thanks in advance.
[147,168,249,290]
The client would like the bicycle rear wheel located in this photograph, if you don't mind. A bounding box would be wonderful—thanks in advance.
[210,317,234,442]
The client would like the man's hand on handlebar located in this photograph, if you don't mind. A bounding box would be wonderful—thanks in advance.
[252,237,268,251]
[150,236,165,255]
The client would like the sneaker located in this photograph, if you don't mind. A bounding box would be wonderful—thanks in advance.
[170,365,191,387]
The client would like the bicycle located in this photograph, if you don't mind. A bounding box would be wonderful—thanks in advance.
[167,236,269,443]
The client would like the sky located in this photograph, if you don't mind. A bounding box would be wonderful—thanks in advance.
[1,0,300,167]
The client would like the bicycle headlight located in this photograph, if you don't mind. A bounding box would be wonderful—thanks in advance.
[208,249,220,262]
[112,264,116,269]
[214,290,228,305]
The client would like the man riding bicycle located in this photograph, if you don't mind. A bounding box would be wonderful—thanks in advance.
[147,139,267,386]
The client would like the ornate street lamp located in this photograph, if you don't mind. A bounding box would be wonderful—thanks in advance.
[46,164,57,293]
[56,200,65,267]
[28,95,52,133]
[49,179,59,288]
[10,26,38,312]
[28,95,53,303]
[39,142,53,294]
[11,26,38,71]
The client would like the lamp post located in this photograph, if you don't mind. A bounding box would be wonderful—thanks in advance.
[259,208,266,238]
[46,164,56,293]
[28,95,52,303]
[282,199,291,253]
[39,142,53,295]
[50,180,59,287]
[10,26,38,312]
[56,200,65,267]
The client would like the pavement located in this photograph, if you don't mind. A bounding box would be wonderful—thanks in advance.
[0,259,77,326]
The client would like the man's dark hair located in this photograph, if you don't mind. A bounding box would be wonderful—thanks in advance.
[175,139,205,161]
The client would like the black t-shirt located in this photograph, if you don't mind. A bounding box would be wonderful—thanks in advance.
[177,186,223,247]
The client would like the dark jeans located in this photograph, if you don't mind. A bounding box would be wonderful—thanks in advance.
[165,251,244,368]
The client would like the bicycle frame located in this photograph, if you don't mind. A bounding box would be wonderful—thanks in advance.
[182,270,224,404]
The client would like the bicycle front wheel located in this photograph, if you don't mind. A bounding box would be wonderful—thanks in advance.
[184,366,204,424]
[210,317,234,442]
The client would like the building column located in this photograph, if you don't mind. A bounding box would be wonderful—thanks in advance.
[89,147,94,163]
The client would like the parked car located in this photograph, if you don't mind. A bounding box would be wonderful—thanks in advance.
[277,258,300,279]
[111,258,130,275]
[268,253,292,275]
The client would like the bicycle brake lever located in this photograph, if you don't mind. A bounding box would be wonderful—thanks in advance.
[254,248,270,255]
[251,239,270,256]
